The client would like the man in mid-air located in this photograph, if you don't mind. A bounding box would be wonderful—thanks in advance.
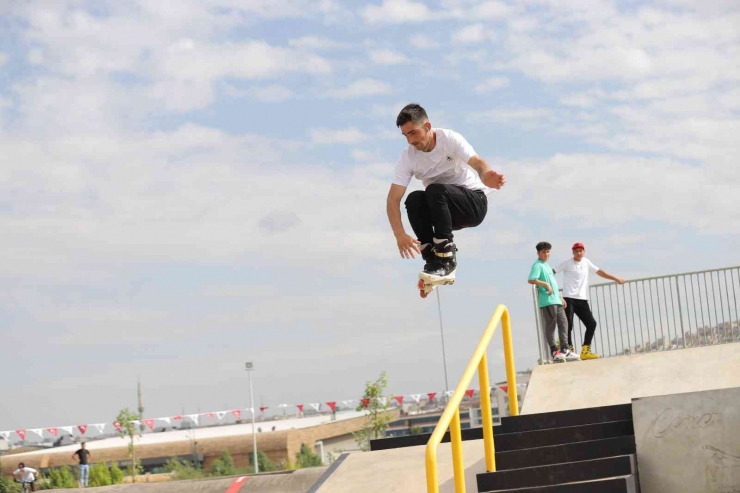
[386,104,505,282]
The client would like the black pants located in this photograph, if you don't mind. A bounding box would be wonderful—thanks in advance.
[404,184,488,244]
[564,297,598,346]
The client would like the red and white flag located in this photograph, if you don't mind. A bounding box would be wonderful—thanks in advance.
[326,402,337,412]
[205,413,215,419]
[172,415,183,421]
[394,396,404,405]
[465,389,475,399]
[427,393,437,402]
[143,419,155,430]
[231,410,242,420]
[46,428,59,437]
[361,398,370,408]
[113,422,123,432]
[78,425,88,435]
[16,430,26,440]
[296,404,304,413]
[259,407,269,413]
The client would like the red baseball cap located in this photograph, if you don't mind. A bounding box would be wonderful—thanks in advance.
[572,242,585,250]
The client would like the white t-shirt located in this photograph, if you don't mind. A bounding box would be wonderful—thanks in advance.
[555,258,600,300]
[14,467,37,482]
[392,128,492,194]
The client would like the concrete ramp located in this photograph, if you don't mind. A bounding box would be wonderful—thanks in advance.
[522,343,740,414]
[44,468,326,492]
[311,439,488,493]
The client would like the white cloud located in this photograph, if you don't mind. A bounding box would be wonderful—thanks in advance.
[0,52,8,67]
[474,76,509,93]
[472,0,512,19]
[559,93,599,108]
[362,0,452,24]
[288,36,348,50]
[310,127,367,145]
[369,49,409,65]
[253,84,294,102]
[409,34,440,49]
[452,24,489,44]
[470,107,551,123]
[330,78,393,99]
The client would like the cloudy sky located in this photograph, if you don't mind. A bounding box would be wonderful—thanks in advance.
[0,0,738,432]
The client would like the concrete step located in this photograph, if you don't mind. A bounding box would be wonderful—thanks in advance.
[475,475,640,492]
[477,454,637,492]
[499,404,632,434]
[372,420,633,453]
[495,436,636,471]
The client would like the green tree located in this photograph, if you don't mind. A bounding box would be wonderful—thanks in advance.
[88,463,112,487]
[164,458,204,481]
[110,464,125,484]
[295,444,323,468]
[246,451,276,473]
[116,408,143,482]
[209,449,235,477]
[45,465,77,488]
[409,424,424,435]
[354,371,392,451]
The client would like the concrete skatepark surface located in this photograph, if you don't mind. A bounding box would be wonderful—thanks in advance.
[312,439,488,493]
[522,343,740,414]
[42,468,326,492]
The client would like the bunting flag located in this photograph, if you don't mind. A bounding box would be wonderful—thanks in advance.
[499,385,508,393]
[393,396,404,405]
[16,430,26,440]
[172,415,183,421]
[342,400,354,408]
[361,398,370,408]
[61,427,74,436]
[465,389,475,399]
[409,394,422,404]
[94,423,107,433]
[144,419,155,430]
[231,410,242,420]
[259,407,269,413]
[187,415,199,425]
[444,390,454,398]
[131,420,141,427]
[378,397,388,406]
[326,402,337,412]
[113,422,123,432]
[78,425,88,435]
[215,412,226,420]
[46,428,59,436]
[278,404,289,409]
[205,413,215,419]
[296,404,304,413]
[427,392,437,402]
[0,431,10,441]
[29,429,44,438]
[308,403,320,412]
[160,417,171,425]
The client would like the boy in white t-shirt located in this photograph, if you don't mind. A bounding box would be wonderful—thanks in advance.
[554,242,624,359]
[13,462,38,491]
[386,104,506,281]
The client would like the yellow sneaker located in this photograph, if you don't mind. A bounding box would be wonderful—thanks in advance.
[581,345,600,360]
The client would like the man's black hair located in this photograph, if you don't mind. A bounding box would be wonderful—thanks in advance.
[396,104,428,128]
[18,462,25,468]
[536,241,552,252]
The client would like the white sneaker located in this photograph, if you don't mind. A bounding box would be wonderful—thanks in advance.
[552,350,566,363]
[564,349,581,362]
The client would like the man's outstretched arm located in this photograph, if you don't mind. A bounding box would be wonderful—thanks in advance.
[596,269,624,284]
[468,155,506,189]
[387,184,421,259]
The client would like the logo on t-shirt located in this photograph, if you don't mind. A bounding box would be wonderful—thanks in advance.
[446,156,452,162]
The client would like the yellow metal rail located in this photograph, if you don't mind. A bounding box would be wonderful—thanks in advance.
[425,304,519,493]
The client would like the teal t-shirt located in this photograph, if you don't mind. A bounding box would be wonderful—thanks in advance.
[529,260,562,308]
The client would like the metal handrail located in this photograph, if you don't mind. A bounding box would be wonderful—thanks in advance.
[425,304,519,493]
[592,265,740,287]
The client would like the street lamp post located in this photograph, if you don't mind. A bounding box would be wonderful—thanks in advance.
[245,362,258,474]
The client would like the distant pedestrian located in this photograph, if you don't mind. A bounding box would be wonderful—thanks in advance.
[554,242,624,359]
[528,242,580,363]
[13,463,38,491]
[72,442,92,488]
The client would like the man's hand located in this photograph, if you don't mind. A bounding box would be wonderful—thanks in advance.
[615,277,625,284]
[562,298,567,308]
[396,233,421,259]
[482,170,506,189]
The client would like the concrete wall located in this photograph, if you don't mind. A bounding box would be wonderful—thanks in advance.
[633,387,740,493]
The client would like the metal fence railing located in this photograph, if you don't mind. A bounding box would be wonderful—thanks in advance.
[534,265,740,364]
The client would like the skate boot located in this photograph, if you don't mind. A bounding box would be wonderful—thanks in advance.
[423,239,457,278]
[420,244,437,272]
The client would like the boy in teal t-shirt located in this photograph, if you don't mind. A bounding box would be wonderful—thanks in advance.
[528,242,579,363]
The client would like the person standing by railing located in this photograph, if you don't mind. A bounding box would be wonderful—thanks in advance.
[528,242,580,363]
[554,242,624,360]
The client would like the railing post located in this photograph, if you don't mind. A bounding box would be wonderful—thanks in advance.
[478,354,496,472]
[502,308,519,415]
[675,277,686,348]
[532,285,545,364]
[450,410,465,493]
